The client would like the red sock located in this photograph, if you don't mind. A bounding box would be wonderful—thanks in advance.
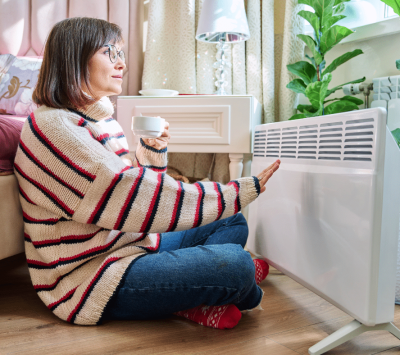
[175,304,241,329]
[253,258,269,285]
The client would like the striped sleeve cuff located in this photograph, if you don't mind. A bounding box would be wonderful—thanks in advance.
[236,176,261,210]
[135,138,168,173]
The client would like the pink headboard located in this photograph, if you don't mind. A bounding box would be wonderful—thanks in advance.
[0,0,144,95]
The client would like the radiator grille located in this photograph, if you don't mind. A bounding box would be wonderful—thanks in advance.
[253,118,375,162]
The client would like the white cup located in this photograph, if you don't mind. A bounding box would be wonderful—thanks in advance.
[131,116,165,138]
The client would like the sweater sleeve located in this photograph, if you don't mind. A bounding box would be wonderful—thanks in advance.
[72,159,261,233]
[15,108,260,234]
[133,138,168,173]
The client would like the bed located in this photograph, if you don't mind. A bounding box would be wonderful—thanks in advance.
[0,0,143,260]
[0,115,26,260]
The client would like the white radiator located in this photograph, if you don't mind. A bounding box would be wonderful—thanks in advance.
[247,108,400,354]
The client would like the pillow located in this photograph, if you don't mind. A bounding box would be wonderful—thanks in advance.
[0,54,16,84]
[0,115,26,174]
[0,56,42,115]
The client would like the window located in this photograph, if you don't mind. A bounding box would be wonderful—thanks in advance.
[304,0,399,35]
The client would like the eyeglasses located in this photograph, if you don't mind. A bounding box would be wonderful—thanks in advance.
[103,44,125,64]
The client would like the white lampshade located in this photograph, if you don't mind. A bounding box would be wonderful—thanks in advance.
[196,0,250,43]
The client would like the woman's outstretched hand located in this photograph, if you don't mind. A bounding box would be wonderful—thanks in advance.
[142,120,170,150]
[257,159,280,194]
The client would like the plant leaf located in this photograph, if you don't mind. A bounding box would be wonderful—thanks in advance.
[396,59,400,70]
[289,113,307,120]
[298,10,320,38]
[380,0,400,16]
[324,100,360,115]
[333,0,351,6]
[297,34,324,65]
[307,0,334,18]
[287,61,317,85]
[324,95,364,105]
[305,73,332,109]
[305,54,316,68]
[323,15,346,29]
[323,49,363,76]
[298,0,316,10]
[287,79,308,94]
[320,25,354,54]
[392,128,400,147]
[326,77,366,96]
[297,104,318,113]
[333,2,346,15]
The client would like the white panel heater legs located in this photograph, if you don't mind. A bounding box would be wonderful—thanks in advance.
[308,320,400,355]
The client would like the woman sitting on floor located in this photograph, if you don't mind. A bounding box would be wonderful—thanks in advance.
[14,17,280,328]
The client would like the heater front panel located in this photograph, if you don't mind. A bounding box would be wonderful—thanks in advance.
[247,108,392,325]
[248,161,376,323]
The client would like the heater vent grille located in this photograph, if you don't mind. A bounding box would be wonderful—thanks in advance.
[253,118,375,162]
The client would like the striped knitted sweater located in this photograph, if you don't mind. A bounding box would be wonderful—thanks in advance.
[14,96,261,325]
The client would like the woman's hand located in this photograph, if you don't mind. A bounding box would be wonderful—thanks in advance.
[142,120,170,150]
[257,159,280,194]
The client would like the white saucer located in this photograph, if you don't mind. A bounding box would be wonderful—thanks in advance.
[139,89,179,96]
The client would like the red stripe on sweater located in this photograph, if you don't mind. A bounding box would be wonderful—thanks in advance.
[78,118,85,126]
[19,186,36,205]
[87,174,120,224]
[139,173,162,233]
[30,112,96,180]
[227,182,239,214]
[67,256,121,322]
[23,212,60,223]
[23,212,62,224]
[29,228,104,247]
[20,140,85,198]
[143,233,161,251]
[114,168,144,230]
[167,180,183,232]
[192,183,203,228]
[34,275,62,291]
[15,163,75,216]
[115,148,129,155]
[213,182,223,220]
[47,286,78,310]
[26,232,124,267]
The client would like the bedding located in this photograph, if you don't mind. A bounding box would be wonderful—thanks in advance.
[0,114,26,259]
[0,114,26,174]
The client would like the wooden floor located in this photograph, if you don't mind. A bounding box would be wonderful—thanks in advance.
[1,253,400,355]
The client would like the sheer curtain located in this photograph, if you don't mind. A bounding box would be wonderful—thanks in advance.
[142,0,304,183]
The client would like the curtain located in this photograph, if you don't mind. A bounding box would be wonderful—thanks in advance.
[142,0,304,183]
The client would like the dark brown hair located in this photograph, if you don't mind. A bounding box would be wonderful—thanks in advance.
[33,17,123,109]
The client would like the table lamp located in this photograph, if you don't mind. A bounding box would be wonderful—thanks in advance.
[196,0,250,95]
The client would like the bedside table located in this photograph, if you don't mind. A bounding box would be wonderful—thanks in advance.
[117,95,262,181]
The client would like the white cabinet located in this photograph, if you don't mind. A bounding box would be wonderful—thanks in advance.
[117,95,262,181]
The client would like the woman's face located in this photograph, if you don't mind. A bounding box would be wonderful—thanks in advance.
[87,42,126,98]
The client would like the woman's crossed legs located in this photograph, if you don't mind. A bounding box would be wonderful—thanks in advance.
[103,213,264,327]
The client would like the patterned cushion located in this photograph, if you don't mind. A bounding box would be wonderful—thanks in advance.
[0,56,42,115]
[0,114,27,174]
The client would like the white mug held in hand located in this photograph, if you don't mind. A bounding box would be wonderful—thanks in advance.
[131,116,166,138]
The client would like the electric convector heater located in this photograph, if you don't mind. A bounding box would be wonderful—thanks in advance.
[247,108,400,355]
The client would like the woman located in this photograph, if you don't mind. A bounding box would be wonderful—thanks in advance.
[14,17,280,328]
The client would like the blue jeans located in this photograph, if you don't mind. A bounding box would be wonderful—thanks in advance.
[102,213,263,321]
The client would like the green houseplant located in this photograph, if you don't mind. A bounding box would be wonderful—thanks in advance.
[379,0,400,146]
[286,0,366,120]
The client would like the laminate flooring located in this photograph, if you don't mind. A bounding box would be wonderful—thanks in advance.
[1,253,399,355]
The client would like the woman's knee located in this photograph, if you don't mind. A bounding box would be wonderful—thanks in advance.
[214,244,255,285]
